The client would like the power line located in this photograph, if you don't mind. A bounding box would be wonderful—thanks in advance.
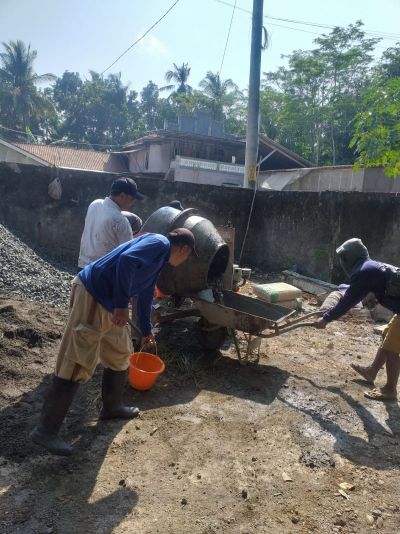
[219,0,238,76]
[0,124,124,148]
[101,0,181,75]
[214,0,400,41]
[268,21,321,36]
[266,21,392,51]
[266,14,400,40]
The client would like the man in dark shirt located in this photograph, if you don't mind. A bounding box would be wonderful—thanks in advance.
[315,238,400,402]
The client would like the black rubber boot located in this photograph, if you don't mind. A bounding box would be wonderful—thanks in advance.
[100,368,139,420]
[30,376,79,456]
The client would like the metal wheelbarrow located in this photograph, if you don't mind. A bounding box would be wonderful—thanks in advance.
[151,290,323,364]
[193,290,322,363]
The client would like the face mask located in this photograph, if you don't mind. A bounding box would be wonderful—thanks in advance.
[339,258,351,279]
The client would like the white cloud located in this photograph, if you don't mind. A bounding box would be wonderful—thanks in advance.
[139,34,168,56]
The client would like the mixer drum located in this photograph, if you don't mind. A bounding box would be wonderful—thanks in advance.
[141,207,230,296]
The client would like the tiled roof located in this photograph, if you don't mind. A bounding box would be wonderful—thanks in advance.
[13,143,128,173]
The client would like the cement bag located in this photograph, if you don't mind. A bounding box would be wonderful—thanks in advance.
[320,284,364,311]
[253,282,302,303]
[48,177,62,200]
[278,298,303,311]
[320,290,342,311]
[320,289,364,314]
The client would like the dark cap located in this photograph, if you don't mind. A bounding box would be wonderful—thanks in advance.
[110,178,144,200]
[168,227,198,257]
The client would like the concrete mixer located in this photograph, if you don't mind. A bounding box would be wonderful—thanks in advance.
[141,206,231,296]
[135,206,322,363]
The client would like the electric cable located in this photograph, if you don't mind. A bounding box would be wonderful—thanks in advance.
[0,124,124,148]
[219,0,237,76]
[238,161,261,265]
[101,0,181,75]
[214,0,400,41]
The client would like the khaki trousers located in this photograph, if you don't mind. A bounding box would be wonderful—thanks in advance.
[382,314,400,353]
[56,278,133,383]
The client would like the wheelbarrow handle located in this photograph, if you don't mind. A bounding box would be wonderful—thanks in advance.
[259,310,324,338]
[281,310,324,327]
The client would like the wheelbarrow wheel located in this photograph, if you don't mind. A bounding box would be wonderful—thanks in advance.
[197,317,228,350]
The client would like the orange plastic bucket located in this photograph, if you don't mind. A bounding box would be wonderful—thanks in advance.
[129,352,165,391]
[155,286,169,299]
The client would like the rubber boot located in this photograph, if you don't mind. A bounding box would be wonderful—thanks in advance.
[100,368,139,420]
[30,376,79,456]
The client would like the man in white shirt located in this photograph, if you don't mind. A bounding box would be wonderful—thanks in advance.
[78,177,144,269]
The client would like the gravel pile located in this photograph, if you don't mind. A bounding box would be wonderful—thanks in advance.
[0,224,74,306]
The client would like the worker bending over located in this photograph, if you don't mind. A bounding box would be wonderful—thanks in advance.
[31,228,197,456]
[315,238,400,401]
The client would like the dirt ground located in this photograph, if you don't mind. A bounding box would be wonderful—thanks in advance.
[0,293,400,534]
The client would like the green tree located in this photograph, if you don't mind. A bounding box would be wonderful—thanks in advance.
[51,71,141,146]
[199,71,239,121]
[139,81,164,131]
[262,22,379,165]
[376,43,400,81]
[351,77,400,177]
[168,90,209,116]
[163,62,192,94]
[263,50,328,164]
[224,91,247,136]
[0,40,55,131]
[314,21,379,164]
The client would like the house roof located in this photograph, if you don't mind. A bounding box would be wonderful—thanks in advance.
[123,130,244,150]
[11,142,128,173]
[258,134,313,168]
[123,130,312,169]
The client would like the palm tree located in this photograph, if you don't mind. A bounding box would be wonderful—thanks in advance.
[0,40,55,129]
[199,71,239,121]
[162,62,192,94]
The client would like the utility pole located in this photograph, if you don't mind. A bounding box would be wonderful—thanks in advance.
[244,0,264,188]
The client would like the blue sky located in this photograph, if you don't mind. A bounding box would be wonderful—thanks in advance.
[1,0,399,94]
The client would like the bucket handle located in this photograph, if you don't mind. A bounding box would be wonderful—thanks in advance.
[138,340,158,354]
[133,341,158,370]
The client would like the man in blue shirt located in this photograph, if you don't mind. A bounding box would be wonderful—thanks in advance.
[315,238,400,402]
[31,228,197,456]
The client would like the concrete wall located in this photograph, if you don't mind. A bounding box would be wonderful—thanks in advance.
[1,162,400,282]
[128,149,148,173]
[174,156,244,187]
[128,143,171,174]
[363,168,400,193]
[260,165,400,193]
[128,147,245,186]
[148,143,171,173]
[286,167,364,192]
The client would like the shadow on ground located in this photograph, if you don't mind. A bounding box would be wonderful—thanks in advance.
[2,316,400,533]
[127,318,290,409]
[279,373,400,471]
[0,372,138,534]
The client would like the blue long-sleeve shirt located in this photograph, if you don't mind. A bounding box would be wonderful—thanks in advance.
[323,259,400,322]
[79,233,170,336]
